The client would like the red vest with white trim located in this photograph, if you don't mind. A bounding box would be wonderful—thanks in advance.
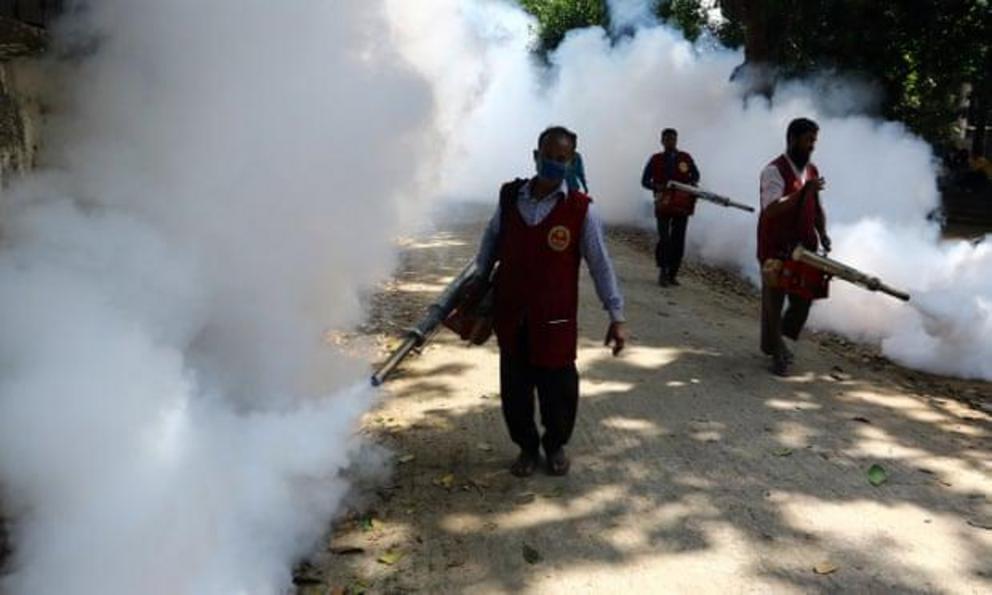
[494,179,589,368]
[650,150,697,216]
[757,155,820,262]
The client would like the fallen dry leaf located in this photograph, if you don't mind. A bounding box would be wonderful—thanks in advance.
[377,549,405,565]
[813,561,839,575]
[434,473,456,490]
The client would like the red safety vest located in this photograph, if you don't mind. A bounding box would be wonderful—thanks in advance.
[757,155,821,262]
[493,179,589,368]
[650,151,698,216]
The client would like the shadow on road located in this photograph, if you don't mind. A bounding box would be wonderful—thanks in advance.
[304,224,992,594]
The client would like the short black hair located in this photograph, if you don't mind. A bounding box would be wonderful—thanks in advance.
[538,126,577,149]
[661,128,678,137]
[786,118,819,142]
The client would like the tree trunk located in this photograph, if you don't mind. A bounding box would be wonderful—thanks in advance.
[723,0,776,96]
[971,50,992,157]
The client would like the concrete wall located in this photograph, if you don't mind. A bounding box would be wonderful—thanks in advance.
[0,60,39,186]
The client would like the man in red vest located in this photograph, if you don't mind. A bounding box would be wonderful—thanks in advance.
[641,128,701,286]
[474,126,627,477]
[757,118,831,376]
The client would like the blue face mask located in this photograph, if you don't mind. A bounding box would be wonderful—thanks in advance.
[536,157,569,182]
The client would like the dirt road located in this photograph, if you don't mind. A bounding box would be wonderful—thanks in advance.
[303,222,992,594]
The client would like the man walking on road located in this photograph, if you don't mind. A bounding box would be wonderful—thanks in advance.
[641,128,701,286]
[474,126,627,477]
[757,117,831,376]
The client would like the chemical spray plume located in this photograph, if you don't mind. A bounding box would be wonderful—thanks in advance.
[386,0,992,381]
[0,1,433,593]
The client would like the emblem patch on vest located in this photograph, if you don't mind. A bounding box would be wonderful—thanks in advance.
[548,225,571,252]
[678,161,689,173]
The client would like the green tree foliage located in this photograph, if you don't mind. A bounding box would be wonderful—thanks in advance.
[519,0,608,50]
[656,0,710,42]
[519,0,991,148]
[714,0,990,146]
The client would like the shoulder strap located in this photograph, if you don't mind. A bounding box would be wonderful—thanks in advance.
[499,178,528,210]
[772,155,793,186]
[496,178,529,249]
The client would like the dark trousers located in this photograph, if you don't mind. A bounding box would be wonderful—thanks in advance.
[760,281,812,355]
[655,215,689,277]
[499,330,579,456]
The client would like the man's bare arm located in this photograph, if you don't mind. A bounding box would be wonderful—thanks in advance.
[763,177,825,219]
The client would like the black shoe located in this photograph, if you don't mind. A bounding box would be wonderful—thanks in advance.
[510,451,540,478]
[546,448,570,476]
[771,354,790,377]
[781,344,795,363]
[668,275,681,286]
[658,270,670,287]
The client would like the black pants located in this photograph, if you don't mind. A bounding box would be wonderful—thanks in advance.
[655,215,689,277]
[499,330,579,456]
[760,281,812,356]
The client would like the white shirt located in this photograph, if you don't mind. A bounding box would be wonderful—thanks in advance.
[760,154,814,210]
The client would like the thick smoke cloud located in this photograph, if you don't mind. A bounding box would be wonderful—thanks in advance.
[606,0,658,32]
[0,1,432,593]
[387,0,991,381]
